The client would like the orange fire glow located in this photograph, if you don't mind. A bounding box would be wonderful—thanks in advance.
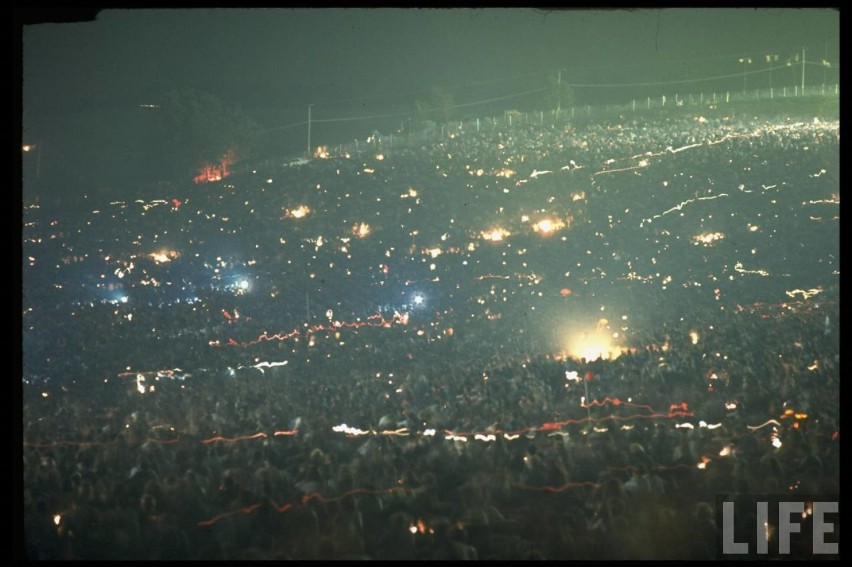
[194,151,235,184]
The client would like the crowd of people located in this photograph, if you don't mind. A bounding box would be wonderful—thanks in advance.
[22,99,839,559]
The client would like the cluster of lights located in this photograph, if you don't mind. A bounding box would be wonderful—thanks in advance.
[352,223,371,238]
[481,228,510,242]
[692,232,725,246]
[149,250,179,264]
[285,205,310,219]
[532,218,565,235]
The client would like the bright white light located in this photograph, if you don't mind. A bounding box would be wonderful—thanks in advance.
[570,332,617,362]
[288,205,310,219]
[353,223,371,238]
[536,219,553,232]
[474,434,497,442]
[481,228,510,242]
[237,279,250,291]
[413,294,424,305]
[533,218,565,234]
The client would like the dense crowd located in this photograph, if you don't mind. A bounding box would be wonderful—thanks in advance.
[22,101,839,559]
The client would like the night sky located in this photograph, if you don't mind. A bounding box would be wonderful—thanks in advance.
[21,8,838,197]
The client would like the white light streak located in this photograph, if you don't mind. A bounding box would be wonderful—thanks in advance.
[642,193,729,225]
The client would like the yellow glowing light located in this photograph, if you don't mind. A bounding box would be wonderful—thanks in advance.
[533,218,565,234]
[689,331,700,345]
[53,514,61,526]
[375,153,384,161]
[719,446,732,457]
[567,329,619,362]
[310,145,330,159]
[427,247,442,258]
[149,252,171,264]
[353,223,371,238]
[572,192,586,201]
[481,228,510,242]
[287,205,310,219]
[494,168,515,178]
[786,288,822,300]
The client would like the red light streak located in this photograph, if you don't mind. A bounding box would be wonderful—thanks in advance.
[608,463,698,475]
[200,432,267,444]
[301,485,412,505]
[197,503,264,528]
[197,485,419,527]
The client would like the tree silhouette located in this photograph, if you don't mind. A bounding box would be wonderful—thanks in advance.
[414,86,456,127]
[155,88,265,181]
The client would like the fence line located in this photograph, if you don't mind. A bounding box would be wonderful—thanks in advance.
[252,83,838,171]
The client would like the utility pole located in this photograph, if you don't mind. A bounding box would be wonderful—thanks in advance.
[307,104,314,159]
[557,69,562,116]
[801,47,806,92]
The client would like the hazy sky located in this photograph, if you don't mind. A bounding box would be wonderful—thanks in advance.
[19,8,839,187]
[23,8,838,112]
